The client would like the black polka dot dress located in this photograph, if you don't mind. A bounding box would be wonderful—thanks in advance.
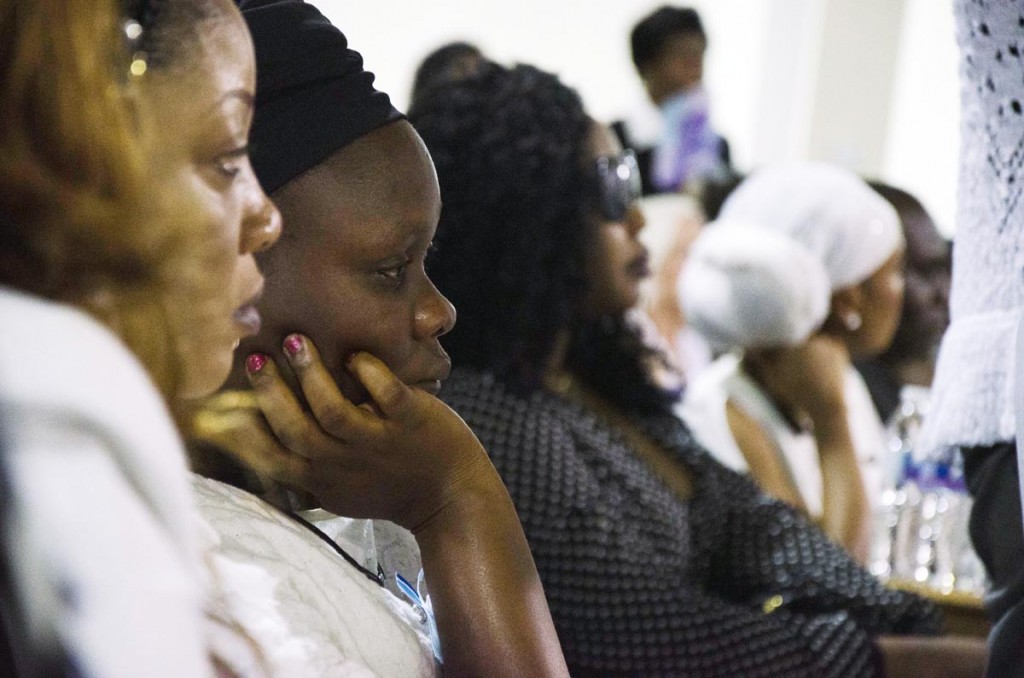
[442,368,941,677]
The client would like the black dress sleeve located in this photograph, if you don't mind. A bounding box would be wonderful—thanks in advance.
[442,373,935,677]
[699,455,942,636]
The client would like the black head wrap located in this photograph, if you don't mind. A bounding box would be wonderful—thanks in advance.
[237,0,404,194]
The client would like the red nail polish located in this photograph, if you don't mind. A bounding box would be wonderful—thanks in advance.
[246,353,267,373]
[283,334,303,356]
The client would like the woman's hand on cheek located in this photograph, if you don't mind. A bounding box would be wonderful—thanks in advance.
[244,335,498,532]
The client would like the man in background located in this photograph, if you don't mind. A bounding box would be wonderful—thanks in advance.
[616,6,732,196]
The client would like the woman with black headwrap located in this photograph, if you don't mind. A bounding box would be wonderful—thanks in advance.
[187,1,568,675]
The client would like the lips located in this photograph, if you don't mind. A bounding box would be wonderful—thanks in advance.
[627,252,651,279]
[413,379,443,395]
[411,355,452,395]
[232,287,264,337]
[233,304,262,336]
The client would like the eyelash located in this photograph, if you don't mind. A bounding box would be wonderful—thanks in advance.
[378,258,411,286]
[214,145,250,178]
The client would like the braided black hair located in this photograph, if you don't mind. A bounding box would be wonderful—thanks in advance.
[412,63,674,415]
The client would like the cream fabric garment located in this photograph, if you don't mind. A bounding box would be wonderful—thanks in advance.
[0,287,319,677]
[0,287,212,678]
[680,163,903,354]
[682,353,886,518]
[193,476,437,677]
[300,511,423,601]
[713,162,903,291]
[681,222,833,352]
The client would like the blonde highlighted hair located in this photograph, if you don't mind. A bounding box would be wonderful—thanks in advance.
[0,0,207,398]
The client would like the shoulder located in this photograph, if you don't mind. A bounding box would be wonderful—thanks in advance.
[442,367,574,432]
[193,476,437,676]
[0,287,169,430]
[680,355,750,471]
[683,353,741,404]
[0,287,192,541]
[441,368,584,491]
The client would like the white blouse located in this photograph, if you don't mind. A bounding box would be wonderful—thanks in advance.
[681,353,885,519]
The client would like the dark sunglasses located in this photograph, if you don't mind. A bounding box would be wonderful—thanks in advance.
[595,150,642,222]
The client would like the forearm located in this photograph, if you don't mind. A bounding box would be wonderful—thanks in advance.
[414,471,568,677]
[875,635,988,678]
[726,401,810,514]
[814,415,871,561]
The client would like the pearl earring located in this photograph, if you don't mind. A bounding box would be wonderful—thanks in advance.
[844,311,862,331]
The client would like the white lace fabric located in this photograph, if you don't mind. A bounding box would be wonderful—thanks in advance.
[919,0,1024,452]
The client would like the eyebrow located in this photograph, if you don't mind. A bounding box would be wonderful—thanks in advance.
[204,88,255,120]
[223,88,255,107]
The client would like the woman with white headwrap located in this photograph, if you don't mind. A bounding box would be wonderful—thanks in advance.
[679,162,905,560]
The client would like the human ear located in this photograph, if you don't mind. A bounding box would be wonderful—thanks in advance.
[826,285,864,335]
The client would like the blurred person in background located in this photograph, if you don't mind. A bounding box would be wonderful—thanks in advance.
[634,193,711,388]
[856,182,951,423]
[680,163,905,561]
[616,5,732,196]
[409,41,486,109]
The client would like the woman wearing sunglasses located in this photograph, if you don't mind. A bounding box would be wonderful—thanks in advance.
[406,62,998,677]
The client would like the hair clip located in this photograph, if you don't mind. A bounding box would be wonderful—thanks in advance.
[122,18,148,78]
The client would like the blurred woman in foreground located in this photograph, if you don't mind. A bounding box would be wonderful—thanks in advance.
[0,0,282,674]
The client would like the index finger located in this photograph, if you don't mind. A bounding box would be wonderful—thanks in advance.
[245,353,330,459]
[346,351,414,420]
[191,405,311,489]
[281,334,376,439]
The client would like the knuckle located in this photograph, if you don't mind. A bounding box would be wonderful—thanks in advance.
[274,420,310,452]
[378,381,408,411]
[316,403,348,435]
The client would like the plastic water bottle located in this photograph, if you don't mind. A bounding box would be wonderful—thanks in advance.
[912,457,952,584]
[868,385,988,594]
[944,457,988,595]
[869,386,928,579]
[891,460,923,580]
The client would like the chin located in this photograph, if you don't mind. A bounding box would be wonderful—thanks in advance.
[179,352,234,401]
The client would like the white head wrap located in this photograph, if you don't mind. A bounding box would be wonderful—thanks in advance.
[681,221,832,351]
[680,162,903,350]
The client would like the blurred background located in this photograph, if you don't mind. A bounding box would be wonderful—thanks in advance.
[323,0,959,236]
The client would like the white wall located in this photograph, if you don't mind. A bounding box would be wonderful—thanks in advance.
[312,0,960,235]
[883,0,960,236]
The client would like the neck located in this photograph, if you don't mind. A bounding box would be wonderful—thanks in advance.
[540,329,574,393]
[740,355,809,431]
[893,358,935,388]
[648,304,684,360]
[544,330,571,376]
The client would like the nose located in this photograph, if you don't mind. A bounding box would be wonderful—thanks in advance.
[240,177,282,255]
[626,203,646,239]
[415,278,457,340]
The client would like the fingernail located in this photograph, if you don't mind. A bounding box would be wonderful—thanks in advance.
[283,334,303,356]
[246,353,267,374]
